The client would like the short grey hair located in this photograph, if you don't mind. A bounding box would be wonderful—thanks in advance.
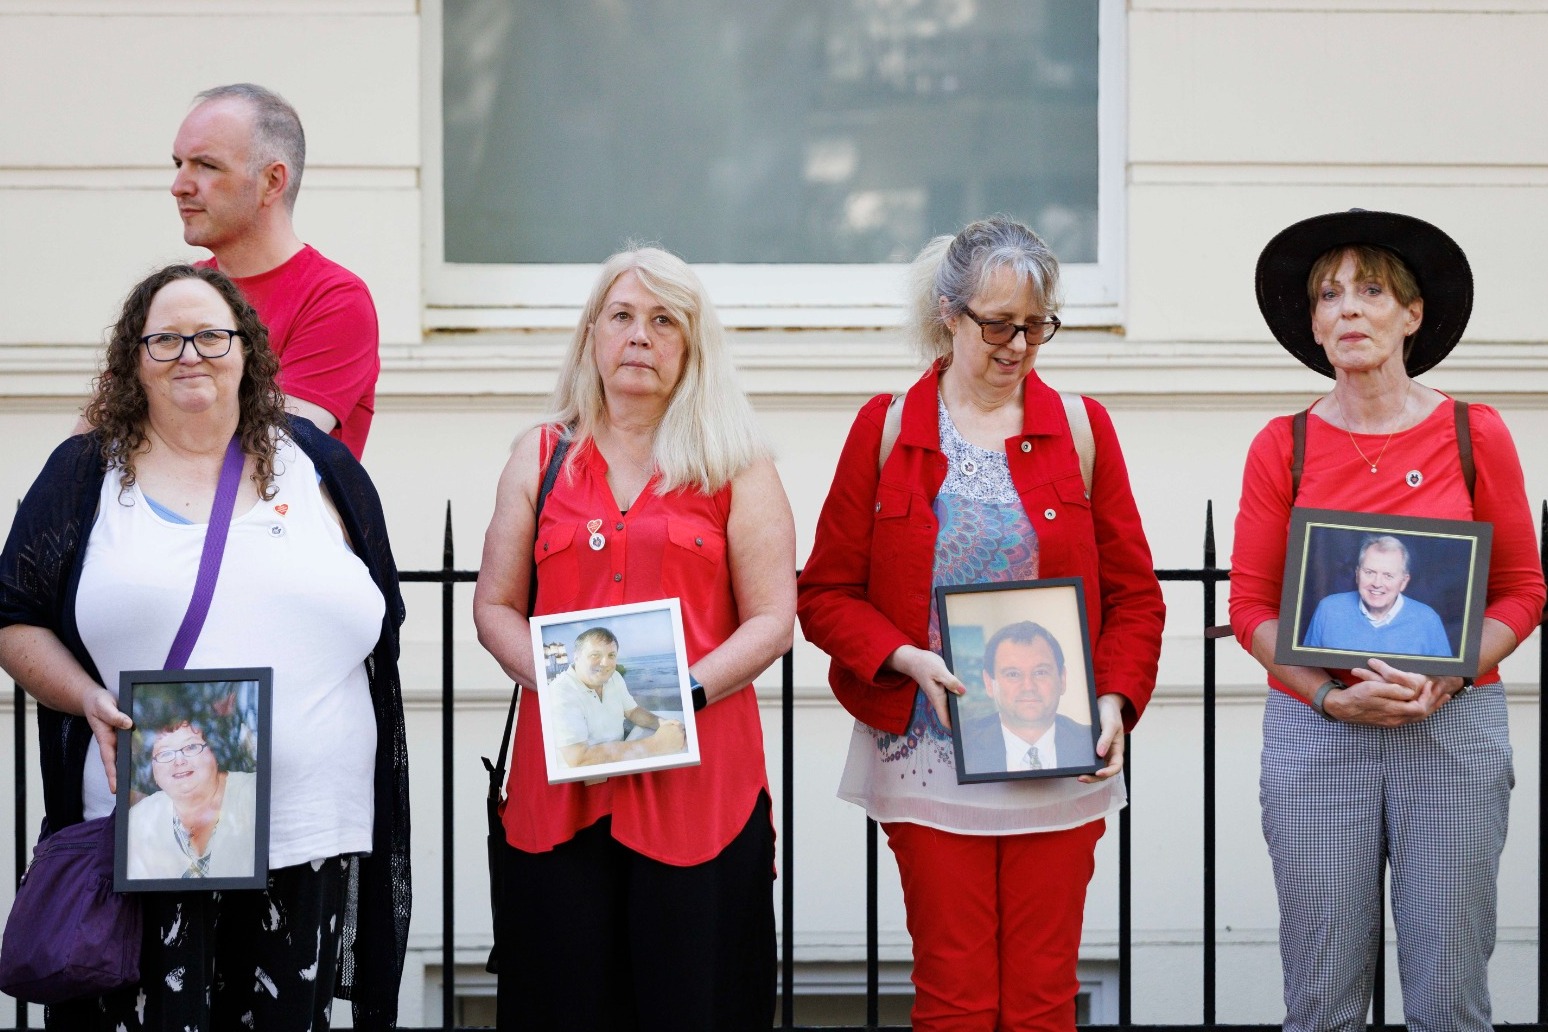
[906,215,1063,366]
[1358,534,1411,574]
[195,83,306,211]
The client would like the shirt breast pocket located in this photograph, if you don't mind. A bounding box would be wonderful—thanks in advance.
[532,524,581,611]
[661,517,727,597]
[874,483,913,522]
[1033,474,1096,570]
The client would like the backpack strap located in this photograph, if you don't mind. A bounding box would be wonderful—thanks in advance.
[1061,392,1095,497]
[1290,408,1309,503]
[876,394,903,474]
[881,390,1096,496]
[1455,400,1475,500]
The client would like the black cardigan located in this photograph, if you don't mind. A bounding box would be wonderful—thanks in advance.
[0,418,411,1028]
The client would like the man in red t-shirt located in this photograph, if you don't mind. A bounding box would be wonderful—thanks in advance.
[171,83,379,458]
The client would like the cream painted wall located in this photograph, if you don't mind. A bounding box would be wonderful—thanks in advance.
[2,0,1546,1026]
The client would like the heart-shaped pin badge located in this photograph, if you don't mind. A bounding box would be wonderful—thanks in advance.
[274,504,290,516]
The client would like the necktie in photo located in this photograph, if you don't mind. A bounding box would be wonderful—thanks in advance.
[1024,746,1043,770]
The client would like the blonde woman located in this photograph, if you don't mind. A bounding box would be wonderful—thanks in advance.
[473,246,796,1031]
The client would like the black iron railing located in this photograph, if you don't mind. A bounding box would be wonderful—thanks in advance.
[4,501,1543,1031]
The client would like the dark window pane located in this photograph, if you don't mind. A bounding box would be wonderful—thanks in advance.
[444,0,1099,264]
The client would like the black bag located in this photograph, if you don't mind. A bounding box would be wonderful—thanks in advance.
[484,432,571,974]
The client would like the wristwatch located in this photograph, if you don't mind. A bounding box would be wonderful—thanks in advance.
[1311,679,1346,721]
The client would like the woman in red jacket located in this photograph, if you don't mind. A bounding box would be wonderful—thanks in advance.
[798,216,1165,1031]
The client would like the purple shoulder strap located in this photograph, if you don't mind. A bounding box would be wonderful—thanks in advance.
[164,436,244,669]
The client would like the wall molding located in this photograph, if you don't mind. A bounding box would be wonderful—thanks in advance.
[7,334,1548,402]
[1131,162,1548,187]
[0,1,412,13]
[0,167,418,190]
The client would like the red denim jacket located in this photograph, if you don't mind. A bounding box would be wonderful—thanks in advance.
[797,364,1165,736]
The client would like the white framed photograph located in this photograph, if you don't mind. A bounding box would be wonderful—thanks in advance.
[529,599,700,784]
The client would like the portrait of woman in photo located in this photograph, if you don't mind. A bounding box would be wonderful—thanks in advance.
[127,719,258,881]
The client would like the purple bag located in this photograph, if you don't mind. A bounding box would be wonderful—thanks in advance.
[0,816,141,1003]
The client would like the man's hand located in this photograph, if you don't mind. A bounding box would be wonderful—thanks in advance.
[645,720,686,755]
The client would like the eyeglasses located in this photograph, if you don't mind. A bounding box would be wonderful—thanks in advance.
[152,742,210,764]
[139,329,241,362]
[961,307,1061,346]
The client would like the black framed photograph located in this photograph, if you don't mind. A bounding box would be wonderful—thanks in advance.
[1275,508,1492,677]
[936,578,1102,784]
[529,598,700,784]
[114,668,272,892]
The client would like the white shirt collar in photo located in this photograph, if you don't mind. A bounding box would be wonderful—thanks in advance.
[1001,721,1058,772]
[1359,592,1406,629]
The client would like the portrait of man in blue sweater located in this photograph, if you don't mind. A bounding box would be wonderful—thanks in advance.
[1302,534,1453,658]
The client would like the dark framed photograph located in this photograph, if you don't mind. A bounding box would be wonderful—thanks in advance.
[529,599,700,784]
[114,668,272,892]
[1275,507,1492,677]
[936,578,1102,784]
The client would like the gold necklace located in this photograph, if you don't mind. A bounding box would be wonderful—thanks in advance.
[1333,385,1411,474]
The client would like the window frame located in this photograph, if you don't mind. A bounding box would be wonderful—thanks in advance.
[421,0,1126,331]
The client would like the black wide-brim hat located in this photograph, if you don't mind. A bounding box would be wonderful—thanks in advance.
[1255,209,1473,378]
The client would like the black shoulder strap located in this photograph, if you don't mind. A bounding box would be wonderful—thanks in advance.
[1455,400,1475,500]
[1290,408,1309,503]
[489,430,574,789]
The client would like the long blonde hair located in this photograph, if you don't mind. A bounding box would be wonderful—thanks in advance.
[544,246,769,493]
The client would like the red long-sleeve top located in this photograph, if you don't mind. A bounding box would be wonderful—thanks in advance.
[1229,399,1545,695]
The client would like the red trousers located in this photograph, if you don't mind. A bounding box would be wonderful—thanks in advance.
[884,818,1106,1032]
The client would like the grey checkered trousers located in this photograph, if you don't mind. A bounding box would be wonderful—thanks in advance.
[1260,684,1513,1032]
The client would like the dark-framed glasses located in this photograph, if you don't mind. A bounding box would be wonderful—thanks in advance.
[961,307,1061,346]
[139,329,241,362]
[152,741,210,764]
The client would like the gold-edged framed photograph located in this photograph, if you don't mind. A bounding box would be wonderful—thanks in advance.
[529,599,700,784]
[936,578,1101,783]
[114,668,271,892]
[1274,507,1492,677]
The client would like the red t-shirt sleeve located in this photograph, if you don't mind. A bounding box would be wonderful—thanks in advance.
[273,277,379,427]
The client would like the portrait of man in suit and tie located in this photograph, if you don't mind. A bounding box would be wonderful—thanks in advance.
[958,620,1097,777]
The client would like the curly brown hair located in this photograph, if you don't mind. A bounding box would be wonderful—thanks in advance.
[83,264,287,498]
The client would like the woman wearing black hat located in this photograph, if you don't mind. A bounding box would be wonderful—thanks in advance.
[1229,210,1545,1030]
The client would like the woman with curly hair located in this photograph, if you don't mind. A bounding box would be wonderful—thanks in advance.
[0,264,411,1031]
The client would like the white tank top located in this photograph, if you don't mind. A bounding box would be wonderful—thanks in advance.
[76,435,383,869]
